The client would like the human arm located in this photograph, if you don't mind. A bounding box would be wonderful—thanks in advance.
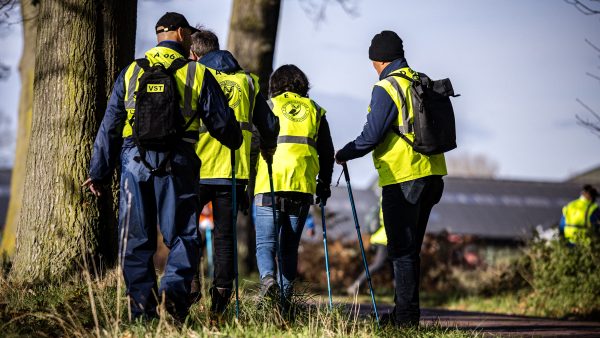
[335,86,398,163]
[316,116,334,205]
[85,68,128,195]
[198,69,243,150]
[252,92,279,151]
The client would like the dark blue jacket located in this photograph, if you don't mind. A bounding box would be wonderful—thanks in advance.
[89,41,242,182]
[335,58,409,162]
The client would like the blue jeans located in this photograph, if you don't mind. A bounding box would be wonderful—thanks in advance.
[254,203,309,297]
[119,141,201,319]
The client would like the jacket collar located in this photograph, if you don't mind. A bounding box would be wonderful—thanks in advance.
[379,57,409,80]
[199,50,242,73]
[157,40,187,58]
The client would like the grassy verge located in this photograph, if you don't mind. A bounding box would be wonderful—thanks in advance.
[0,271,477,337]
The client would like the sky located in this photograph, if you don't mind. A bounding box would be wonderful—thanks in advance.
[0,0,599,188]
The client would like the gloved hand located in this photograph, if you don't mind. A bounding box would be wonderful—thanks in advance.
[260,147,276,164]
[315,179,331,206]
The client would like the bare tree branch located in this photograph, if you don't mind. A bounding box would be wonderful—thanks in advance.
[299,0,359,26]
[565,0,600,15]
[576,98,600,137]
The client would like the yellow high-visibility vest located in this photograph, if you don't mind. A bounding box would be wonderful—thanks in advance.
[372,67,447,186]
[196,68,259,180]
[122,46,206,137]
[563,197,598,245]
[254,92,325,195]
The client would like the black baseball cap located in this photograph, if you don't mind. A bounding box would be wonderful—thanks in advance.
[155,12,199,34]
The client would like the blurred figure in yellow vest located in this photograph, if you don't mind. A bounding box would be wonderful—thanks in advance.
[560,184,599,245]
[346,200,391,296]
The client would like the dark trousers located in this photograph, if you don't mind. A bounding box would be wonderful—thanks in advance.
[119,143,201,319]
[197,184,244,290]
[381,175,444,325]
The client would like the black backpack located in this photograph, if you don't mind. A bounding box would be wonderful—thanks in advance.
[131,58,194,173]
[387,71,458,156]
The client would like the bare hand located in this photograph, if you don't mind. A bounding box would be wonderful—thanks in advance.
[82,177,102,197]
[307,228,315,237]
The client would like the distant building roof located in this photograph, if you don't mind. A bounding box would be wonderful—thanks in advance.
[307,176,582,242]
[567,165,600,185]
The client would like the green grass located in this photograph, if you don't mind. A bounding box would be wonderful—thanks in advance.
[0,270,477,337]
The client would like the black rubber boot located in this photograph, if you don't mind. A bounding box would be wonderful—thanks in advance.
[209,286,232,315]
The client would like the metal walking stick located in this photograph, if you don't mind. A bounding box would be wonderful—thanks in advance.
[342,163,380,324]
[320,201,334,310]
[231,150,240,318]
[267,158,286,311]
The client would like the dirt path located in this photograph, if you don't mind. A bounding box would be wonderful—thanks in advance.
[358,304,600,337]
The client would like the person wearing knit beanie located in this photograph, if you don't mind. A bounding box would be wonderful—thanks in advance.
[368,30,404,62]
[336,29,447,328]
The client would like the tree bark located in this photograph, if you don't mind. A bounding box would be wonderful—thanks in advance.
[227,0,281,274]
[9,0,136,283]
[227,0,281,94]
[0,0,38,258]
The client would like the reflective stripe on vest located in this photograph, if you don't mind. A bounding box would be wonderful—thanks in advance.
[122,46,205,138]
[371,66,447,187]
[563,197,598,244]
[254,92,325,195]
[196,68,259,180]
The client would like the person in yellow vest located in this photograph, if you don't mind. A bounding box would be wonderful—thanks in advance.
[83,12,242,321]
[187,28,280,315]
[335,31,446,327]
[560,184,599,245]
[254,65,334,309]
[347,202,390,296]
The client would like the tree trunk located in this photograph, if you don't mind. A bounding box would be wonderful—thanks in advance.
[227,0,281,273]
[227,0,281,94]
[0,0,38,258]
[9,0,136,283]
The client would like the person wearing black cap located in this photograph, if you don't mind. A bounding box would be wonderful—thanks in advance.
[83,12,242,321]
[560,184,599,245]
[335,30,447,327]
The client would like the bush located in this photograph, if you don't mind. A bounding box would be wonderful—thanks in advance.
[519,234,600,318]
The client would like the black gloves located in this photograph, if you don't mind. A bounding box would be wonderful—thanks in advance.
[316,179,331,206]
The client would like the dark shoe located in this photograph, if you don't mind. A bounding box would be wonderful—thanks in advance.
[190,273,202,305]
[258,275,278,300]
[209,286,232,315]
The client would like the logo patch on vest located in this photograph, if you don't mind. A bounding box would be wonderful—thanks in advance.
[281,101,309,122]
[147,84,164,93]
[219,80,243,109]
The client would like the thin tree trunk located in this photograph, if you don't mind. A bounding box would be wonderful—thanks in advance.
[10,0,136,283]
[227,0,281,273]
[0,0,38,258]
[227,0,281,94]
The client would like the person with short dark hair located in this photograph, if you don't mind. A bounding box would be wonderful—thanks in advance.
[253,65,334,310]
[83,12,242,321]
[188,28,279,317]
[560,184,599,245]
[335,30,447,327]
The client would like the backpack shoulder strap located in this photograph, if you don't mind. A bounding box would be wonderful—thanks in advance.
[386,71,415,83]
[167,58,190,74]
[135,58,151,71]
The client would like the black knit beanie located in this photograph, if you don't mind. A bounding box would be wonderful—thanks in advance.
[369,30,404,62]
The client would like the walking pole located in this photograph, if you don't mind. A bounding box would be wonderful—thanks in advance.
[231,150,240,318]
[320,201,334,310]
[266,157,286,311]
[342,163,379,324]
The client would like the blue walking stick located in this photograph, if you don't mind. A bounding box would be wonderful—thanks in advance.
[267,158,286,311]
[320,201,333,310]
[231,150,240,318]
[342,163,379,324]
